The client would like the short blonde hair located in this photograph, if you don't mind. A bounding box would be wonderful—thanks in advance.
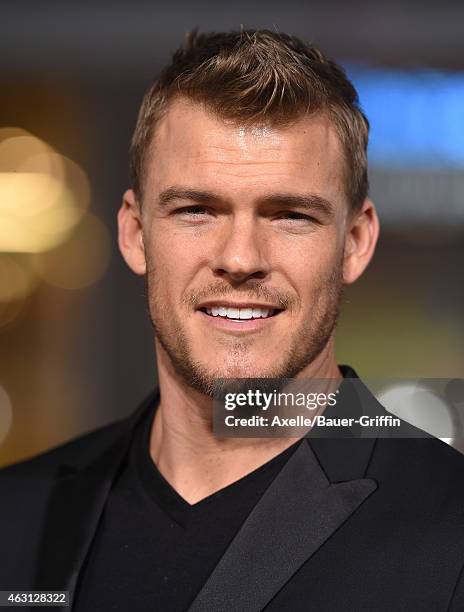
[129,29,369,211]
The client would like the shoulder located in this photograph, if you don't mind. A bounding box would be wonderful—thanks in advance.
[0,418,126,487]
[0,417,131,581]
[375,428,464,474]
[372,434,464,512]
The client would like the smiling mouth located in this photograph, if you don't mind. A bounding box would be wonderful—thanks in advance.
[199,306,284,321]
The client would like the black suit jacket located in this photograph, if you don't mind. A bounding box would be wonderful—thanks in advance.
[2,370,464,611]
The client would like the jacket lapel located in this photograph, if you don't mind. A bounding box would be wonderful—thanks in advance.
[34,391,159,603]
[188,438,377,612]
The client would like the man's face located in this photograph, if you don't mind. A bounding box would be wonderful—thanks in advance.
[139,98,349,395]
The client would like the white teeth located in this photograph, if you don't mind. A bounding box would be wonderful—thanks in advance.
[205,306,274,319]
[239,308,253,319]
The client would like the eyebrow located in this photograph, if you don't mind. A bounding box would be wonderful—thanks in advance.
[259,193,334,218]
[158,187,219,207]
[157,187,335,218]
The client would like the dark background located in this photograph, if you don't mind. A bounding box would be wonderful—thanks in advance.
[0,1,463,465]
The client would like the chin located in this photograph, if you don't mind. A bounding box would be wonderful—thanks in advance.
[207,361,276,380]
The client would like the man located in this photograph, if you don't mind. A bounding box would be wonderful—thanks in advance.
[1,29,464,611]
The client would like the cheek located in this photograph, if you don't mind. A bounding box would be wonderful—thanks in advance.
[147,229,202,292]
[284,244,342,309]
[280,231,340,277]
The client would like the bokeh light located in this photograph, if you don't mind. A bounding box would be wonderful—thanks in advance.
[0,255,39,302]
[377,383,454,443]
[0,126,111,331]
[0,128,90,254]
[0,255,40,328]
[34,213,112,290]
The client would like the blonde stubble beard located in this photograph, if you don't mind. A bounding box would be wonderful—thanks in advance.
[144,257,344,397]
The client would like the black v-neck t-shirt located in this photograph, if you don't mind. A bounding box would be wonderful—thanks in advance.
[73,405,302,612]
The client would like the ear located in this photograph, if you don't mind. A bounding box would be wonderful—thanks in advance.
[343,198,380,284]
[117,189,147,275]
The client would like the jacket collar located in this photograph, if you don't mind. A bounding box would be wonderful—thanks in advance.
[308,364,380,482]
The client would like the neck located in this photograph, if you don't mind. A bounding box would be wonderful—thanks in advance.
[149,340,341,504]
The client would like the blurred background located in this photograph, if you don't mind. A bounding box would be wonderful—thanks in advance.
[0,1,463,465]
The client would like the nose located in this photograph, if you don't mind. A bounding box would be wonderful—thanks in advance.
[210,214,270,283]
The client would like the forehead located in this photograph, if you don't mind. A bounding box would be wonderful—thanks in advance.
[145,97,347,204]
